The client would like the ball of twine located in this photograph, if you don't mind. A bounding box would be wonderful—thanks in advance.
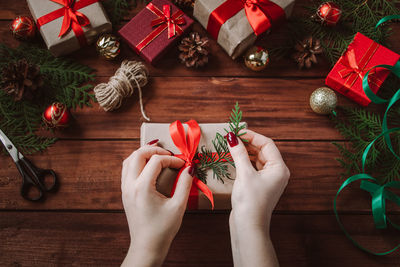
[94,60,150,121]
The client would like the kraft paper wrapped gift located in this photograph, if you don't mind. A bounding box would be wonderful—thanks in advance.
[194,0,295,59]
[119,0,194,64]
[27,0,112,56]
[141,122,247,210]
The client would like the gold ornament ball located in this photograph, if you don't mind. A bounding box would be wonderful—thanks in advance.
[244,46,270,71]
[96,33,121,60]
[310,87,337,114]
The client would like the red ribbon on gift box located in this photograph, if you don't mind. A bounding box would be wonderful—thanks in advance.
[135,4,186,52]
[207,0,286,40]
[169,120,215,209]
[36,0,97,47]
[338,41,382,89]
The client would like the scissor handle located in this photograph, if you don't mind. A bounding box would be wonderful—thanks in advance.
[17,157,58,202]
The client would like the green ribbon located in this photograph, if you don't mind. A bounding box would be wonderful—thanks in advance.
[334,15,400,255]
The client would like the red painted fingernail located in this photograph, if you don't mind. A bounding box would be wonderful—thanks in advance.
[147,139,159,145]
[226,132,238,147]
[188,165,195,177]
[166,149,174,156]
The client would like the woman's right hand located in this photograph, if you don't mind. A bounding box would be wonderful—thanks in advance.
[226,129,290,267]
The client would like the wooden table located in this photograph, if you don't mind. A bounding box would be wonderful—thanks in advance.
[1,1,399,266]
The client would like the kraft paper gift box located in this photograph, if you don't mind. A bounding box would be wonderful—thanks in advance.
[141,122,247,210]
[27,0,112,57]
[118,0,194,64]
[194,0,295,59]
[325,32,400,106]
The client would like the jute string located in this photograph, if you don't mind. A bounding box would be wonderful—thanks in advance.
[94,60,150,121]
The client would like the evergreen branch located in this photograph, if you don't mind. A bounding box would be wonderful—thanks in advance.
[103,0,150,27]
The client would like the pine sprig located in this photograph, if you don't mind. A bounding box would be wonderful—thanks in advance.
[0,44,95,154]
[103,0,150,27]
[195,103,245,183]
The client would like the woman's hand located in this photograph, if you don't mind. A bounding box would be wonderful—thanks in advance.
[121,141,194,267]
[226,130,290,267]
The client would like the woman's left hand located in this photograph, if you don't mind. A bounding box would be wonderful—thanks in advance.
[121,141,194,267]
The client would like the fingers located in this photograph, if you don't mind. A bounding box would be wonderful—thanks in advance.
[241,129,284,166]
[123,145,173,182]
[139,154,185,187]
[226,132,253,173]
[172,166,194,206]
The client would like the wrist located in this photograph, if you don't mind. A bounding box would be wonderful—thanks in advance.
[123,238,172,267]
[230,209,272,234]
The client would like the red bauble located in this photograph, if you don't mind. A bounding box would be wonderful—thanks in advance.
[316,2,342,26]
[42,103,70,128]
[10,16,36,40]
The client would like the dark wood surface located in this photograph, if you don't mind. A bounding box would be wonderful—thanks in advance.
[1,0,399,266]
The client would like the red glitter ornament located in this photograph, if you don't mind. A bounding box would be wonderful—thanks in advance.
[315,2,342,26]
[42,103,70,128]
[10,16,36,40]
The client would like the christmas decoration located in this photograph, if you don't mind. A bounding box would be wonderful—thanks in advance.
[27,0,112,56]
[102,0,136,26]
[292,36,322,69]
[313,2,342,26]
[0,43,95,154]
[10,16,36,40]
[325,32,400,106]
[309,87,337,115]
[96,34,121,60]
[1,59,43,101]
[94,61,150,121]
[268,0,399,66]
[173,0,195,9]
[141,103,246,209]
[244,46,270,71]
[178,32,209,68]
[194,0,295,59]
[42,102,70,128]
[119,0,194,64]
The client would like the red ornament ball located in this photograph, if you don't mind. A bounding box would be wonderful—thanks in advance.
[10,16,36,40]
[316,2,342,26]
[42,103,70,128]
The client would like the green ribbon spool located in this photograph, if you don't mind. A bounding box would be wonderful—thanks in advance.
[333,15,400,255]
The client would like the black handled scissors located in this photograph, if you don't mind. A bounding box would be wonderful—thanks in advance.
[0,129,58,201]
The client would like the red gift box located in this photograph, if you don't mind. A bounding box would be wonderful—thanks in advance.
[325,32,400,106]
[118,0,193,64]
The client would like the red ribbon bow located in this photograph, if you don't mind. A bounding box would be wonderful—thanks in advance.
[169,120,214,209]
[339,41,380,88]
[207,0,285,40]
[37,0,97,47]
[136,4,186,52]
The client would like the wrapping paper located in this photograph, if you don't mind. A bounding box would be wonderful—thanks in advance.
[325,33,400,106]
[27,0,112,57]
[119,0,194,64]
[141,122,247,210]
[194,0,295,59]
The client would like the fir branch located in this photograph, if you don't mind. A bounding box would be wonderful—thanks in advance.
[103,0,150,27]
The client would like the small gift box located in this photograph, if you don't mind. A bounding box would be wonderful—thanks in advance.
[27,0,112,57]
[325,33,400,106]
[141,121,247,210]
[194,0,295,59]
[118,0,194,64]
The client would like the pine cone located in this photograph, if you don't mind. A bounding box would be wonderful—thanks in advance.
[178,32,209,68]
[1,59,43,101]
[292,36,323,69]
[173,0,195,9]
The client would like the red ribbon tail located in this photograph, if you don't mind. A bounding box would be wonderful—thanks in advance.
[193,177,214,210]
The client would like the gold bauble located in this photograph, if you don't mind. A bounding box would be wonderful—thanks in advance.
[310,87,337,115]
[244,46,270,71]
[96,33,121,60]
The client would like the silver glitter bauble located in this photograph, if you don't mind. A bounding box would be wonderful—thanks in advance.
[310,87,337,114]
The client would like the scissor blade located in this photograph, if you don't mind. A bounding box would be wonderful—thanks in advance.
[0,129,23,163]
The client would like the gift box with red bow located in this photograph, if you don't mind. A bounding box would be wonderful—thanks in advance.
[325,33,400,106]
[27,0,112,56]
[141,121,247,210]
[194,0,295,59]
[118,0,194,64]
